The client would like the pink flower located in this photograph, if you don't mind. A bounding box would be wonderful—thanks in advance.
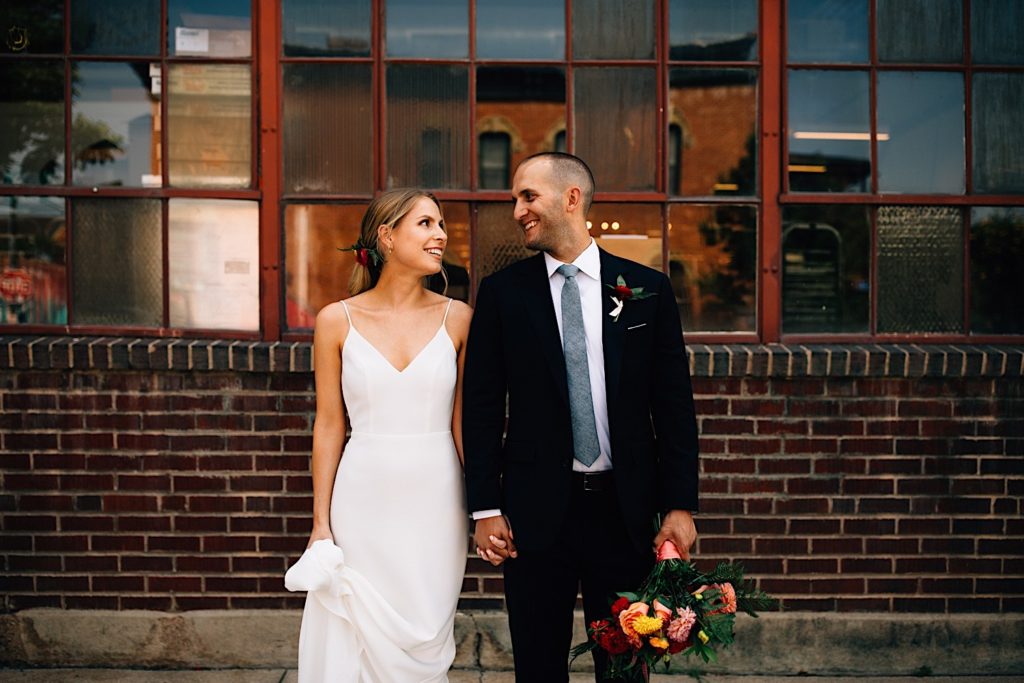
[666,606,696,643]
[652,599,673,622]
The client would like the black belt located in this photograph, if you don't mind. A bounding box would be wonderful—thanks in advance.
[572,470,614,492]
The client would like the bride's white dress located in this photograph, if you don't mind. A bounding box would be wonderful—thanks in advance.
[297,299,468,682]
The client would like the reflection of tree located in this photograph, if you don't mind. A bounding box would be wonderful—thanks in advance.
[971,211,1024,334]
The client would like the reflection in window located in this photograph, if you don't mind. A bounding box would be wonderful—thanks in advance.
[282,0,371,57]
[430,202,471,303]
[0,0,63,54]
[877,0,961,64]
[71,0,160,56]
[588,204,663,271]
[787,0,867,64]
[877,206,963,333]
[668,124,683,194]
[169,199,259,331]
[573,0,655,60]
[0,61,65,185]
[971,207,1024,334]
[72,62,160,188]
[877,71,964,194]
[386,0,467,58]
[782,205,870,334]
[479,133,511,190]
[668,204,756,332]
[168,0,251,57]
[972,73,1024,194]
[477,0,563,60]
[972,0,1024,65]
[669,0,758,61]
[669,68,757,196]
[788,70,870,193]
[0,196,66,325]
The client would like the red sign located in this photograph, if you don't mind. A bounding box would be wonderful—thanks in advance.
[0,270,32,303]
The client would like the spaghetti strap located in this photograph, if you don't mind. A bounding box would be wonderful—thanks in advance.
[441,298,453,325]
[340,300,353,325]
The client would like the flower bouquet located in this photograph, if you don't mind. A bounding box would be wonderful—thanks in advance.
[570,539,776,681]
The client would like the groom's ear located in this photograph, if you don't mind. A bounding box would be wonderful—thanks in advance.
[565,186,583,214]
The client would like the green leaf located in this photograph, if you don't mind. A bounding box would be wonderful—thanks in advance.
[617,275,626,286]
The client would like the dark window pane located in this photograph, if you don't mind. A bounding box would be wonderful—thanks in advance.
[972,0,1024,65]
[970,207,1024,334]
[573,0,655,60]
[0,60,65,185]
[72,198,162,327]
[387,65,469,190]
[877,71,964,194]
[477,0,563,60]
[386,0,467,58]
[877,206,963,333]
[282,0,370,57]
[668,204,756,332]
[0,0,63,54]
[0,196,66,325]
[433,202,470,303]
[475,203,530,287]
[575,67,657,191]
[787,0,867,64]
[479,133,511,190]
[168,0,251,57]
[877,0,962,63]
[169,199,259,331]
[283,64,372,194]
[669,68,757,196]
[787,70,870,193]
[476,66,566,190]
[972,73,1024,194]
[588,204,663,270]
[72,62,160,188]
[782,205,870,334]
[167,64,251,188]
[669,0,758,61]
[71,0,160,55]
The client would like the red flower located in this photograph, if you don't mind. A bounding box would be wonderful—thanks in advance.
[355,248,370,267]
[668,637,688,654]
[597,626,632,655]
[610,597,630,617]
[612,284,633,300]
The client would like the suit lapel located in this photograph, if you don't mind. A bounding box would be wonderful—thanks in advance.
[522,253,569,405]
[600,249,625,420]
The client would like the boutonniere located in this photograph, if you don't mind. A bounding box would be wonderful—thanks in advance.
[606,275,656,322]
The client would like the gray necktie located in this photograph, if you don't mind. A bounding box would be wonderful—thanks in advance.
[557,264,601,467]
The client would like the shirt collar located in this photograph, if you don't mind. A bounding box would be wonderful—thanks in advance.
[545,239,601,282]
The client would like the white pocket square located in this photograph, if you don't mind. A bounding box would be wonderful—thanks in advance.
[626,322,647,330]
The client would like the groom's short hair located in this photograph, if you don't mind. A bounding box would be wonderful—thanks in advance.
[520,152,595,215]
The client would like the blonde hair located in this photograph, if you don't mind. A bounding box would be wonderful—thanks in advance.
[347,189,445,296]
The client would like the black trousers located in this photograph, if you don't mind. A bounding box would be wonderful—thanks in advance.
[502,475,655,682]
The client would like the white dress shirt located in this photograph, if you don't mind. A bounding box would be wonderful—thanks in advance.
[473,240,612,520]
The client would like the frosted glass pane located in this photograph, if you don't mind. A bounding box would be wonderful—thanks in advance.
[573,0,655,60]
[972,73,1024,193]
[788,0,867,63]
[971,207,1024,334]
[0,196,66,325]
[386,65,469,190]
[168,0,251,57]
[669,0,758,61]
[72,198,162,327]
[282,0,370,57]
[474,204,530,288]
[877,0,962,63]
[0,60,65,185]
[574,67,657,191]
[283,64,372,193]
[71,0,160,55]
[477,0,563,60]
[972,0,1024,65]
[169,199,259,331]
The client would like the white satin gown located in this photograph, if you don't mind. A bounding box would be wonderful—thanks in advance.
[297,299,468,682]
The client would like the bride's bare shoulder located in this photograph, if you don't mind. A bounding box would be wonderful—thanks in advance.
[314,301,351,340]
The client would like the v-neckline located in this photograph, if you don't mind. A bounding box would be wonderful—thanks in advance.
[347,321,446,375]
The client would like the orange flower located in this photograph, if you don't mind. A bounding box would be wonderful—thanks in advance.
[618,601,650,647]
[652,599,673,622]
[649,636,670,652]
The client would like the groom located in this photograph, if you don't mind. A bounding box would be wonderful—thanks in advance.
[463,153,700,681]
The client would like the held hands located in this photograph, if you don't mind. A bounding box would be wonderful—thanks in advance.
[474,515,518,566]
[653,509,697,560]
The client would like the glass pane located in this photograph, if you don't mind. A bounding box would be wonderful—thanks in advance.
[475,203,531,288]
[71,198,162,327]
[0,60,65,185]
[476,66,566,190]
[877,0,962,63]
[168,0,251,57]
[0,0,63,54]
[573,0,655,60]
[574,67,657,191]
[478,133,511,190]
[669,0,758,61]
[972,0,1024,65]
[972,73,1024,194]
[971,207,1024,334]
[282,0,370,57]
[167,64,251,188]
[71,0,160,55]
[668,68,757,196]
[877,71,964,194]
[781,205,870,334]
[588,204,663,270]
[386,0,467,58]
[284,203,365,328]
[432,202,470,303]
[386,65,469,190]
[877,206,963,334]
[283,64,372,194]
[477,0,563,60]
[71,62,161,188]
[668,204,756,332]
[787,70,871,193]
[169,199,259,331]
[0,196,66,325]
[787,0,868,64]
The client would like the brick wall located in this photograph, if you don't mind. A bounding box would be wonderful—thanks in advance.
[1,338,1022,614]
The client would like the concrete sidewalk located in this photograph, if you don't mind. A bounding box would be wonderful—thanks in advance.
[2,672,1024,682]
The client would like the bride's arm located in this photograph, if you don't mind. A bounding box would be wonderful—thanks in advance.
[448,301,473,466]
[308,303,349,547]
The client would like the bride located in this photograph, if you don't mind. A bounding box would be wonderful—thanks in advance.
[292,189,471,682]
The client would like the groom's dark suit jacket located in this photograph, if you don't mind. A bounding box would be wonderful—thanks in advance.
[463,249,699,555]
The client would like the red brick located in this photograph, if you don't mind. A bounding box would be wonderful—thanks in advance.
[142,414,196,430]
[841,558,892,573]
[866,420,920,436]
[776,497,830,514]
[839,439,893,455]
[843,478,894,495]
[149,536,201,552]
[173,476,226,492]
[5,394,58,410]
[697,537,752,554]
[188,496,244,513]
[787,399,840,417]
[149,576,202,592]
[790,519,840,534]
[728,438,781,455]
[178,556,230,573]
[283,435,313,452]
[122,555,173,572]
[59,433,115,450]
[837,598,891,612]
[868,578,918,593]
[896,558,948,574]
[5,474,59,490]
[103,495,159,513]
[788,559,837,574]
[758,458,810,474]
[229,475,284,492]
[118,434,171,451]
[118,516,171,532]
[61,516,114,532]
[122,597,173,610]
[731,399,785,416]
[6,433,59,450]
[700,418,750,435]
[755,538,808,555]
[174,516,228,532]
[226,435,282,451]
[843,519,895,535]
[230,395,279,411]
[812,420,865,436]
[199,455,254,471]
[93,576,145,592]
[785,438,839,455]
[206,577,259,592]
[869,458,921,474]
[230,517,283,533]
[60,474,115,490]
[202,536,255,552]
[233,556,287,573]
[756,420,808,435]
[893,598,945,612]
[92,535,145,552]
[169,435,225,452]
[33,453,88,469]
[196,414,251,430]
[811,538,862,555]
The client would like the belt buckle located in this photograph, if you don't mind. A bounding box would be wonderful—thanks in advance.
[582,473,600,491]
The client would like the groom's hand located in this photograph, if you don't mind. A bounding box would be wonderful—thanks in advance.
[653,509,697,560]
[474,515,517,566]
